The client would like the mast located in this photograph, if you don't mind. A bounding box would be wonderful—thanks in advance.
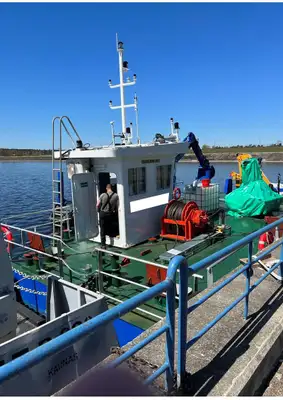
[118,40,126,134]
[109,35,138,145]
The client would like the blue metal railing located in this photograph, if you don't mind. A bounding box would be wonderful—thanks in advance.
[0,217,283,394]
[0,255,188,393]
[177,217,283,388]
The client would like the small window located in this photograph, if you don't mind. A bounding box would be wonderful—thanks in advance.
[128,167,146,196]
[38,337,52,346]
[72,321,82,328]
[157,165,172,190]
[12,348,29,360]
[60,327,70,335]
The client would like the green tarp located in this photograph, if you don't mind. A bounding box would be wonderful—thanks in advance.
[225,158,282,217]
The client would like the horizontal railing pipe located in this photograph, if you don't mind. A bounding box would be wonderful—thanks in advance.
[25,222,53,231]
[95,248,202,283]
[186,291,248,350]
[251,239,283,264]
[82,290,163,321]
[4,239,60,261]
[1,223,59,242]
[186,259,282,352]
[188,218,283,274]
[0,277,173,385]
[95,247,168,270]
[144,363,169,385]
[110,325,168,368]
[1,208,53,221]
[249,260,281,292]
[187,261,250,314]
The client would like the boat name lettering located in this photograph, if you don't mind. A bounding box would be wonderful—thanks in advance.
[47,352,78,380]
[80,182,88,188]
[141,159,160,164]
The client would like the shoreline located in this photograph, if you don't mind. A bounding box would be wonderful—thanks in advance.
[0,157,52,162]
[1,157,283,164]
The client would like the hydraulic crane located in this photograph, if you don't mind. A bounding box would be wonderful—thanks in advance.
[175,132,215,181]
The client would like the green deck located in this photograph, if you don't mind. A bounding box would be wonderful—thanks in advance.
[11,214,266,331]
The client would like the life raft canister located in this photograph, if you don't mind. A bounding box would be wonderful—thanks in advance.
[258,231,274,251]
[1,226,13,253]
[173,187,181,200]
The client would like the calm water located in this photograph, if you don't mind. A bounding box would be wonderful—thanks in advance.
[0,161,282,227]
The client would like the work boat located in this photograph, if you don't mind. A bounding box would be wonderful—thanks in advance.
[1,38,283,395]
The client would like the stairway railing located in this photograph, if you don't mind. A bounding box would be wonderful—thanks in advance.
[52,116,81,240]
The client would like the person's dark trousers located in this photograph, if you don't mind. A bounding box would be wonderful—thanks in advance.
[99,211,117,246]
[99,211,107,246]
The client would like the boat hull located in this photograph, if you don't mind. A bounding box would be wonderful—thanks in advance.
[13,271,144,346]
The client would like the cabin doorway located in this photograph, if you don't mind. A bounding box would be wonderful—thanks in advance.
[98,172,119,241]
[98,172,117,195]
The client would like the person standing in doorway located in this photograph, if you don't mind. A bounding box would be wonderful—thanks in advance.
[97,184,119,249]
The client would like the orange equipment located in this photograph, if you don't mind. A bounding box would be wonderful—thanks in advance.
[160,200,209,241]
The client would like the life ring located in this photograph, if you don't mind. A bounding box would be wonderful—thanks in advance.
[258,231,274,251]
[1,226,13,253]
[173,187,181,200]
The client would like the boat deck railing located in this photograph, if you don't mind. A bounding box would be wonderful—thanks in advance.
[2,221,168,320]
[1,218,209,321]
[0,218,283,393]
[1,221,73,282]
[1,206,71,233]
[94,247,206,321]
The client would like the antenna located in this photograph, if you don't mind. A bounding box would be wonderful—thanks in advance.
[110,121,115,145]
[170,118,174,136]
[169,118,180,142]
[109,35,138,145]
[116,33,118,50]
[134,93,140,145]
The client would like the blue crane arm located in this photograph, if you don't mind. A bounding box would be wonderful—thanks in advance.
[184,132,210,168]
[175,132,215,181]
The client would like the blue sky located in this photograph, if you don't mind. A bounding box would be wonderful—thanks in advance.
[0,2,282,149]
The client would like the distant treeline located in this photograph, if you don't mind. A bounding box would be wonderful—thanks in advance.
[202,142,282,151]
[0,148,52,157]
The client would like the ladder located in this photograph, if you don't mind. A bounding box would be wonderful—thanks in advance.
[52,116,82,240]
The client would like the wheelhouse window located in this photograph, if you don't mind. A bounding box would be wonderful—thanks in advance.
[156,165,172,190]
[128,167,146,196]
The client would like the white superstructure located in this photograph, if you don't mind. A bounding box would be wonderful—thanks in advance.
[53,36,188,248]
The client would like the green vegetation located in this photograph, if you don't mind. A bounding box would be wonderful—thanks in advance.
[0,148,51,157]
[1,144,283,161]
[201,144,283,153]
[0,148,52,161]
